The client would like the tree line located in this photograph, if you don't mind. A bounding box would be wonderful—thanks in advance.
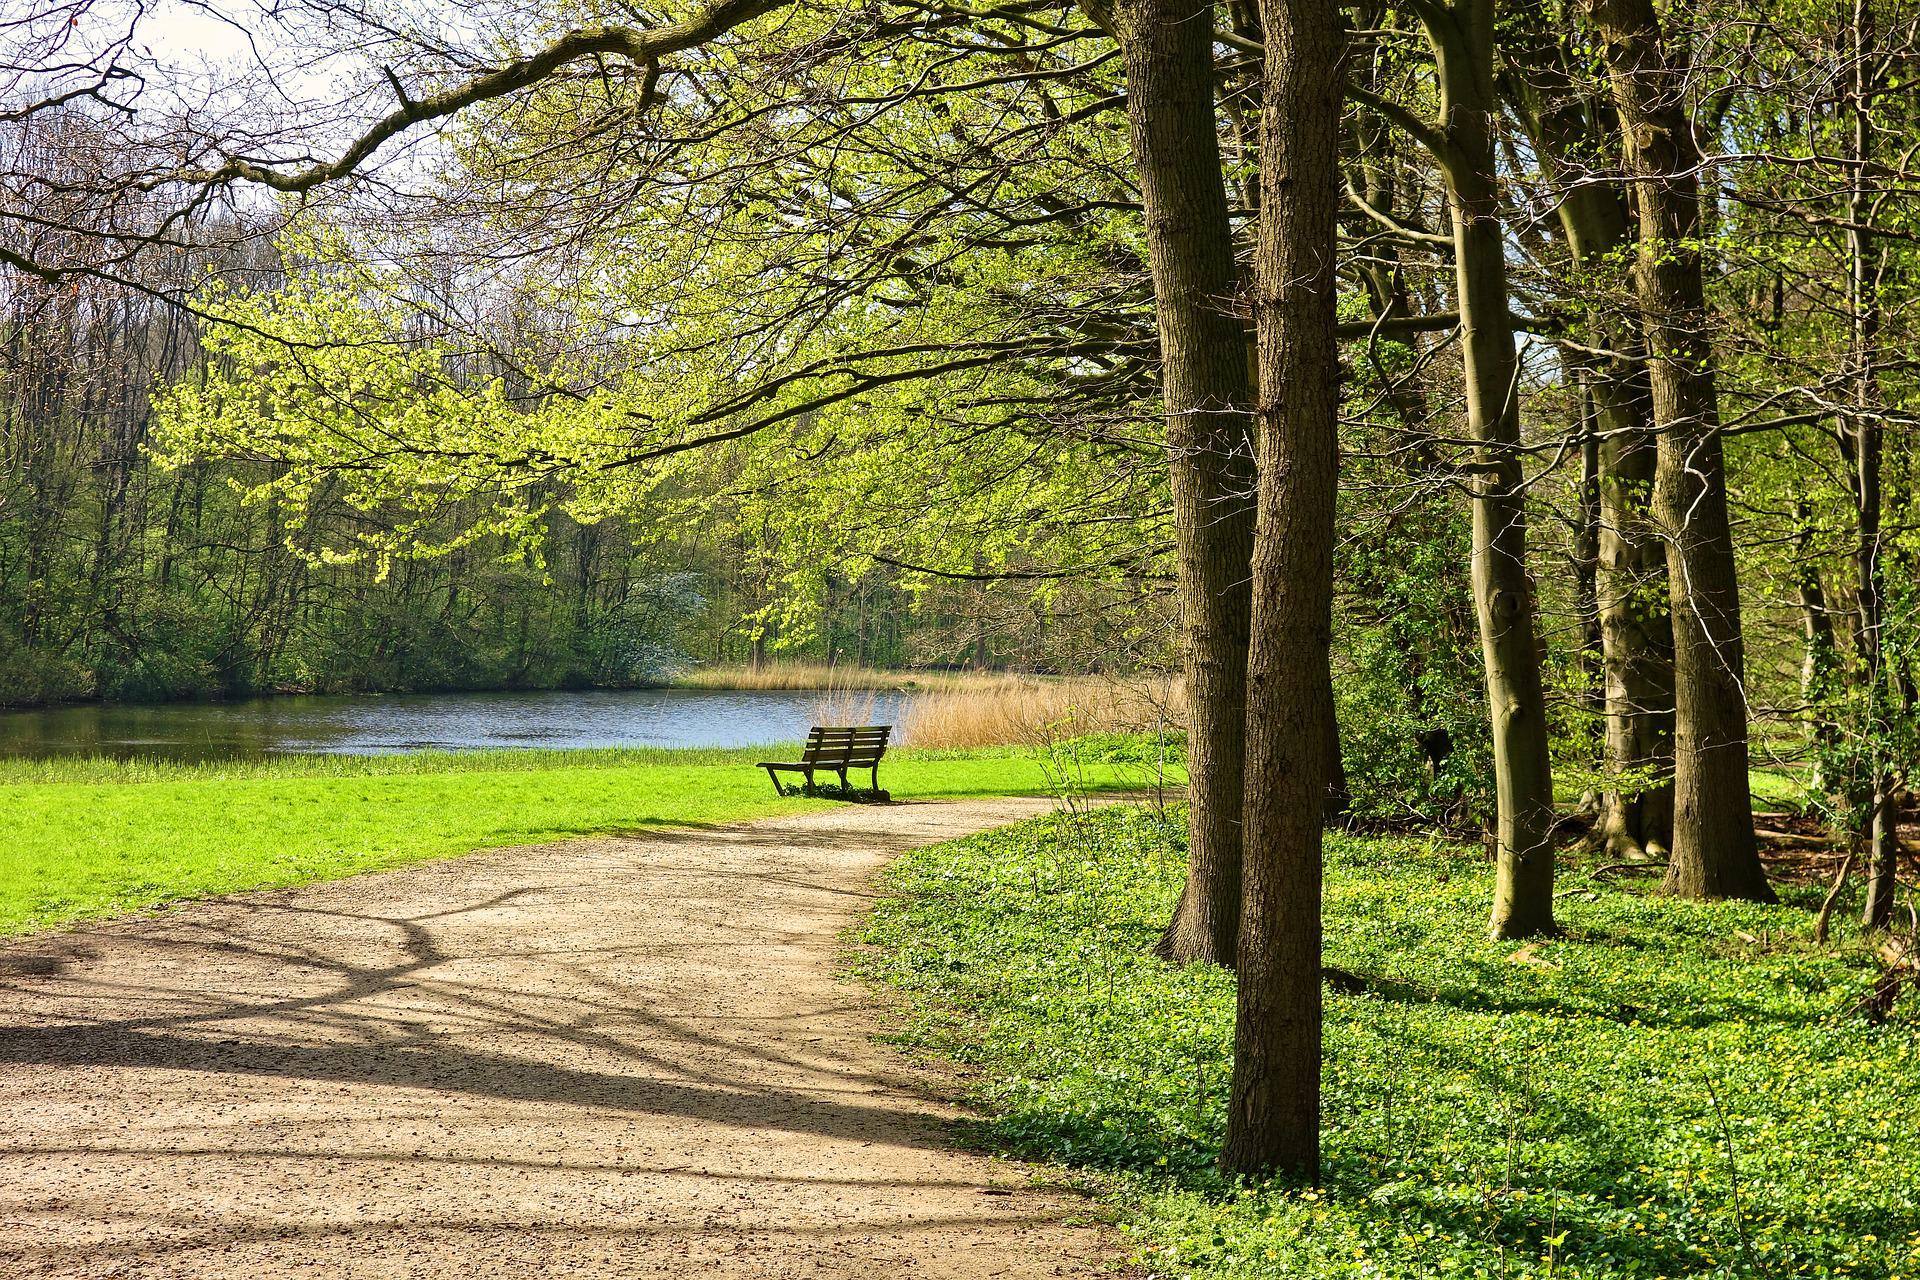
[0,202,1147,702]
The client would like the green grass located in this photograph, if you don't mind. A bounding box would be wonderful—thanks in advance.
[0,746,1169,937]
[858,806,1919,1279]
[1551,766,1810,811]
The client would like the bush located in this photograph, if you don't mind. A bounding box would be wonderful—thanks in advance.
[1336,627,1493,830]
[0,649,92,707]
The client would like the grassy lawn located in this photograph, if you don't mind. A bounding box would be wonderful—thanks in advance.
[859,806,1918,1279]
[0,745,1170,937]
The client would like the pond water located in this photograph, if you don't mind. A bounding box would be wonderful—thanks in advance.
[0,688,914,761]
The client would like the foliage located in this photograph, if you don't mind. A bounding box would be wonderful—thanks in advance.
[0,261,723,705]
[136,14,1175,672]
[860,806,1919,1278]
[1333,469,1493,829]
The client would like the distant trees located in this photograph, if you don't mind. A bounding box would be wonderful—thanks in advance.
[0,233,731,703]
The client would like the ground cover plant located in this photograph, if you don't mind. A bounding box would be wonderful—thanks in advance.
[0,747,1169,936]
[859,805,1920,1278]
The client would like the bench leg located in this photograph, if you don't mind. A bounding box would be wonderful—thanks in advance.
[763,766,784,796]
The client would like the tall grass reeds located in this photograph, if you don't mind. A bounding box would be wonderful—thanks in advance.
[672,662,986,692]
[892,674,1185,750]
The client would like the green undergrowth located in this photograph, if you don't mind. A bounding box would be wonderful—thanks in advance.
[0,747,1171,936]
[858,806,1920,1278]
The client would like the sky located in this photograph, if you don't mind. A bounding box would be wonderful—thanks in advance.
[132,1,261,69]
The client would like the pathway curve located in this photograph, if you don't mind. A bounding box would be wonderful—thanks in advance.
[0,797,1119,1279]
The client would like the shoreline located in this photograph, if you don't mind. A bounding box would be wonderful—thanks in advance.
[0,664,1072,715]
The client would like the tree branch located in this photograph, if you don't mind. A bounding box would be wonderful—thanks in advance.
[1345,79,1463,174]
[171,0,788,195]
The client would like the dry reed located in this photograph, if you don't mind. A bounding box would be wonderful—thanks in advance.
[673,662,996,693]
[893,674,1186,749]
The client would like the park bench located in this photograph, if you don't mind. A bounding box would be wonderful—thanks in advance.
[759,725,891,801]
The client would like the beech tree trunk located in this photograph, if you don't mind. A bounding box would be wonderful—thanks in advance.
[1575,398,1604,802]
[1504,43,1677,861]
[1414,0,1557,937]
[1586,0,1772,901]
[1592,379,1677,861]
[1220,0,1343,1183]
[1848,0,1899,929]
[1100,0,1259,965]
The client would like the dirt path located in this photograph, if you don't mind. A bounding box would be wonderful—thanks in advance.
[0,797,1121,1279]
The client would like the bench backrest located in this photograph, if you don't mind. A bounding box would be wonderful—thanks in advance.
[799,724,891,766]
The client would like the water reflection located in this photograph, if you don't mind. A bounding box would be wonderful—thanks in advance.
[0,689,912,761]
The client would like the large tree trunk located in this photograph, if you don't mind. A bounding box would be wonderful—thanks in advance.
[1574,392,1604,808]
[1414,0,1558,938]
[1105,0,1260,965]
[1504,42,1676,861]
[1220,0,1342,1183]
[1848,0,1899,929]
[1349,11,1480,817]
[1246,308,1351,832]
[1586,0,1772,901]
[1591,375,1677,861]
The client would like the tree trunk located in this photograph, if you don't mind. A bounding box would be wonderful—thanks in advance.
[1591,381,1677,861]
[1220,0,1342,1182]
[1503,43,1677,861]
[1105,0,1260,965]
[1796,500,1836,719]
[1847,0,1899,928]
[1574,387,1604,811]
[1586,0,1772,902]
[1415,0,1558,937]
[1246,291,1351,831]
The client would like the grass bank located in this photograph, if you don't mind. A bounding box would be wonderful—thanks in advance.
[0,746,1171,937]
[859,806,1917,1279]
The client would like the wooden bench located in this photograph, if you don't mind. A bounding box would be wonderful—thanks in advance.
[759,725,892,800]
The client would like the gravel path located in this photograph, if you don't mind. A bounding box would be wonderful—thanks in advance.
[0,797,1119,1278]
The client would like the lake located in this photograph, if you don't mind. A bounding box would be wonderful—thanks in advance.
[0,688,914,760]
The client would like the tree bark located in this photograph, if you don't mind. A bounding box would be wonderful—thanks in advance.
[1591,375,1677,861]
[1503,42,1676,861]
[1575,390,1604,807]
[1795,502,1836,709]
[1409,0,1558,937]
[1585,0,1773,901]
[1105,0,1260,966]
[1847,0,1899,929]
[1221,0,1343,1182]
